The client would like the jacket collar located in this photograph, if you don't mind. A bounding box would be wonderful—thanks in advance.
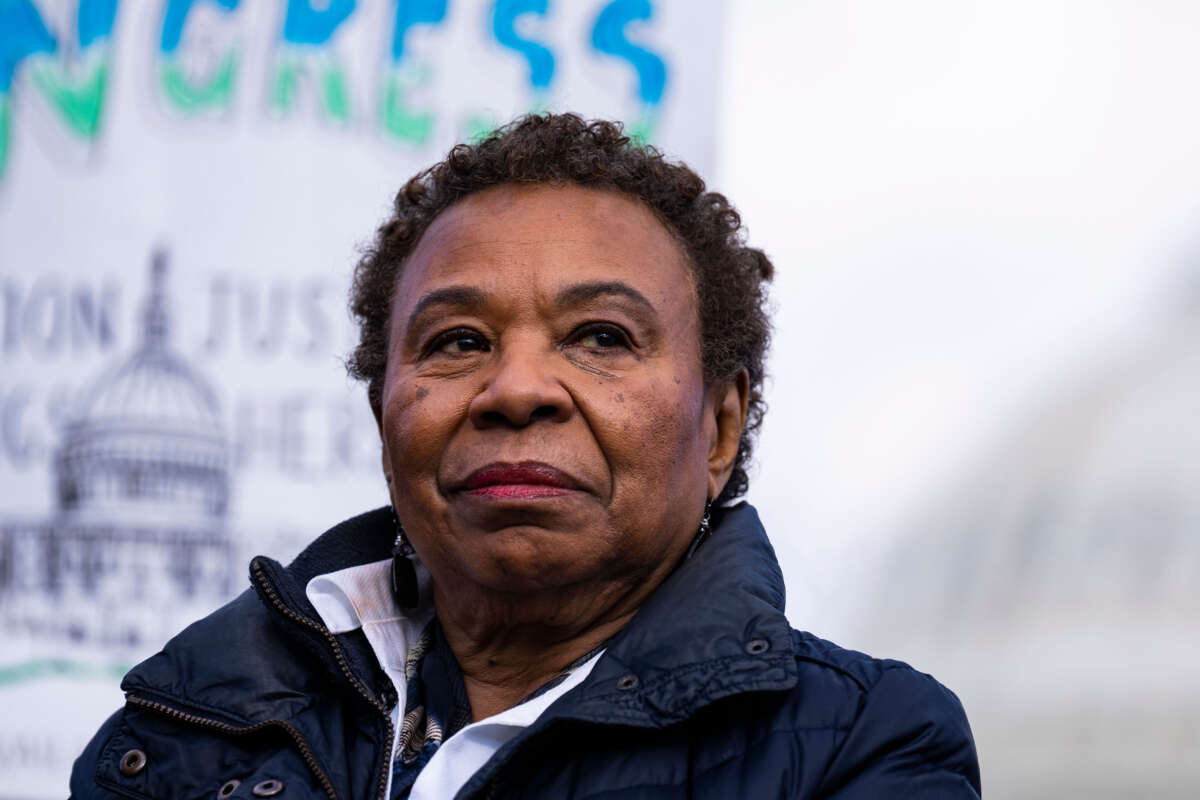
[122,503,797,728]
[120,508,397,724]
[544,502,799,727]
[251,506,398,629]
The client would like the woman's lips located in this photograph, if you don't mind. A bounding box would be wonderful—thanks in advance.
[461,462,580,500]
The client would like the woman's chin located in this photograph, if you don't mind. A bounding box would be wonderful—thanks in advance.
[442,527,616,595]
[446,488,597,534]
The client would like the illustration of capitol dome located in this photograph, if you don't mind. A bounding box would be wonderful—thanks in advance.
[56,252,229,523]
[857,288,1200,797]
[0,251,236,650]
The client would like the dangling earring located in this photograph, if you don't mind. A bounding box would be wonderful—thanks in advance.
[699,500,713,539]
[683,499,714,562]
[390,509,419,609]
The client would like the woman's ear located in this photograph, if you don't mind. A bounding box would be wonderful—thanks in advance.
[706,369,750,501]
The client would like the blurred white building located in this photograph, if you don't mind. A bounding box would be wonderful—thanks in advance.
[859,284,1200,798]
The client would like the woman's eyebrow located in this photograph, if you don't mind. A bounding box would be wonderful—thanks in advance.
[555,281,657,315]
[406,285,487,328]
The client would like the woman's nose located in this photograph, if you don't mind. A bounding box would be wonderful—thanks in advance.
[468,343,574,428]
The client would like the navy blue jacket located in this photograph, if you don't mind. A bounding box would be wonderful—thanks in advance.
[71,503,981,799]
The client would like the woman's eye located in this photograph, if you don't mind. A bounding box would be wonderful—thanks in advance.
[572,324,632,351]
[430,329,489,356]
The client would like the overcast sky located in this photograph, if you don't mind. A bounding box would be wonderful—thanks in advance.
[720,0,1200,633]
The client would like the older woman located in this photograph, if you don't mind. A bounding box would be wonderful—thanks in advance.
[72,115,980,799]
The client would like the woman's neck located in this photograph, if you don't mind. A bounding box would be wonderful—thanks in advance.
[431,582,648,721]
[449,614,631,721]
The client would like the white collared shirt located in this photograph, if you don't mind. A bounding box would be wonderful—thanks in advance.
[305,558,602,800]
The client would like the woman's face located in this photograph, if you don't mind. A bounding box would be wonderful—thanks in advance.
[377,184,742,600]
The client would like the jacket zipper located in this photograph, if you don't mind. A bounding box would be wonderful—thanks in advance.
[124,695,340,800]
[251,559,395,800]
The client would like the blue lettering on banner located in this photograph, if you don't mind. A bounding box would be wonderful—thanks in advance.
[492,0,555,91]
[383,0,448,144]
[281,0,356,46]
[160,0,239,54]
[392,0,447,64]
[591,0,666,105]
[273,0,356,121]
[77,0,119,48]
[0,1,59,93]
[0,0,684,183]
[0,0,118,179]
[0,0,119,89]
[158,0,241,113]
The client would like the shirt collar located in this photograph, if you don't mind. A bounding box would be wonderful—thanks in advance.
[304,557,435,689]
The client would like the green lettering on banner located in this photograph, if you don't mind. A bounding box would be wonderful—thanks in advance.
[0,0,118,173]
[381,64,433,144]
[319,63,350,122]
[161,50,238,112]
[380,0,445,146]
[627,113,655,147]
[0,658,130,687]
[29,53,109,139]
[270,53,299,111]
[463,112,499,144]
[271,53,350,124]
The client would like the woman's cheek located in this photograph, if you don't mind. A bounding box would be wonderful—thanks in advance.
[614,388,689,475]
[382,388,434,468]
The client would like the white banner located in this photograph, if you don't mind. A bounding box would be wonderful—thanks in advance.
[0,1,722,794]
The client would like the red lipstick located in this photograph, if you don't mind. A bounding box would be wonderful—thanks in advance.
[462,462,579,500]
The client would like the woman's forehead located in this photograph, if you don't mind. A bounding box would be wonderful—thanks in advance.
[395,184,696,313]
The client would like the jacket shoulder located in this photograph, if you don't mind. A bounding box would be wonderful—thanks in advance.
[789,629,948,693]
[786,630,982,798]
[119,588,302,718]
